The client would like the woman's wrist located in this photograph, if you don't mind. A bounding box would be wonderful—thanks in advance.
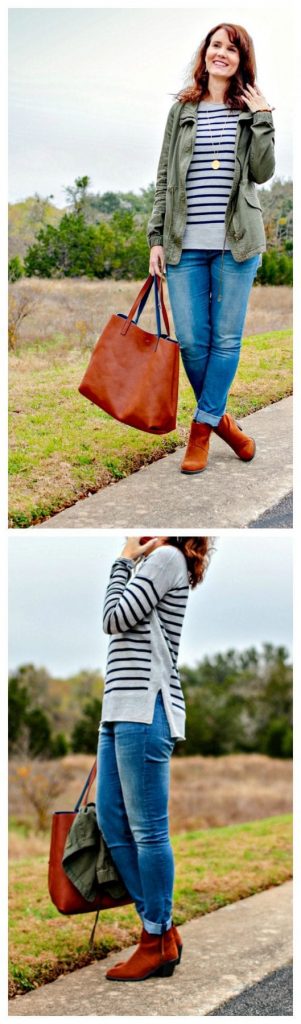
[120,538,144,562]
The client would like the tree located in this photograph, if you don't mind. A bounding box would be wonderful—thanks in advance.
[90,191,123,215]
[64,175,91,216]
[8,674,30,753]
[254,645,293,757]
[8,289,40,350]
[49,732,69,758]
[24,213,93,277]
[25,707,52,757]
[11,760,65,831]
[25,191,55,229]
[8,665,68,759]
[71,698,102,753]
[8,255,24,282]
[179,644,293,758]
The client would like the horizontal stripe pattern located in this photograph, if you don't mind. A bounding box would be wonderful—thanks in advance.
[182,101,240,251]
[101,550,189,737]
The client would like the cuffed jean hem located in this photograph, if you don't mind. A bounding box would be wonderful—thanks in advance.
[143,915,173,935]
[193,407,222,427]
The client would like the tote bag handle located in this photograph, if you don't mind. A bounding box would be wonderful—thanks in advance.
[121,274,170,338]
[74,759,97,812]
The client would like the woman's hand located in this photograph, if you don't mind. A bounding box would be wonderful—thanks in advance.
[149,245,166,278]
[241,82,274,113]
[120,536,160,562]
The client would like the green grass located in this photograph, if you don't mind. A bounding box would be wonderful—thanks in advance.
[9,814,292,996]
[9,329,292,527]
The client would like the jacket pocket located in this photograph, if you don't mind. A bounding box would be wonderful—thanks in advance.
[229,181,263,243]
[241,181,262,210]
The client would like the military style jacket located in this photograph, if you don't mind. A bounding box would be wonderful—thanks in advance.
[147,100,275,264]
[62,803,127,902]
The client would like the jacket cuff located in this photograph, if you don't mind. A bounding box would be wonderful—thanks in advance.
[148,233,164,249]
[252,110,274,124]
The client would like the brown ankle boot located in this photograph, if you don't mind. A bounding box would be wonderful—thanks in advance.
[181,421,212,474]
[172,921,183,963]
[111,920,183,972]
[214,413,256,461]
[105,925,179,982]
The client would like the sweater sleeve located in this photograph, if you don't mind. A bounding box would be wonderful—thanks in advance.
[103,548,180,634]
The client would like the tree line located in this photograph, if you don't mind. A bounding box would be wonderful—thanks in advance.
[8,175,293,284]
[9,644,292,760]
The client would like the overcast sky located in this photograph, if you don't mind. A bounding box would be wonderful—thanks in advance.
[8,531,292,678]
[8,4,293,206]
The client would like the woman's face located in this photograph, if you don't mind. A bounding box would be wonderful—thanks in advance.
[205,28,240,80]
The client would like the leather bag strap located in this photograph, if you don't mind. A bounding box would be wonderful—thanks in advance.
[134,275,170,337]
[74,759,97,812]
[120,274,170,338]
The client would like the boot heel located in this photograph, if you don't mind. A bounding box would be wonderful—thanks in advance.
[156,958,178,977]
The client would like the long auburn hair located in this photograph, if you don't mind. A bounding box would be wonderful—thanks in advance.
[163,536,214,589]
[177,23,257,110]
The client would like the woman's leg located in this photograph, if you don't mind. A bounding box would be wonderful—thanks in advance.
[194,251,260,426]
[96,721,145,921]
[166,249,211,402]
[114,691,176,935]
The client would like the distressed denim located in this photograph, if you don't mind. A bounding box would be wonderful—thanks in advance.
[96,690,176,935]
[166,248,260,426]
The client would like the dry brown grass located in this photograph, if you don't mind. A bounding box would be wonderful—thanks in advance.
[9,278,293,348]
[9,752,292,860]
[169,753,292,832]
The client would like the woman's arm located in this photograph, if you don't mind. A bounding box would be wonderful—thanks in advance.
[103,546,180,635]
[248,111,275,183]
[147,102,177,249]
[241,84,275,184]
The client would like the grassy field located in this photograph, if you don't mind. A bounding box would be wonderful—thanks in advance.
[8,280,292,527]
[9,814,292,997]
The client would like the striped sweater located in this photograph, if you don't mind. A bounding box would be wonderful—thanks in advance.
[182,101,240,251]
[100,546,189,741]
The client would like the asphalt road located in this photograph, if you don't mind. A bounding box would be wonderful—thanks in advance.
[248,491,293,528]
[209,962,293,1016]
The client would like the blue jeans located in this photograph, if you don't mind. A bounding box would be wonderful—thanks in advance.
[96,691,176,935]
[166,249,260,426]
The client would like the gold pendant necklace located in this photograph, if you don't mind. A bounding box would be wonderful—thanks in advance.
[206,107,231,169]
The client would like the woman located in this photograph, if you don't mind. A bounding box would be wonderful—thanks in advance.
[96,534,212,982]
[147,23,275,473]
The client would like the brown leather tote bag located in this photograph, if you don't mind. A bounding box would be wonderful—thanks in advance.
[78,274,179,434]
[48,760,133,917]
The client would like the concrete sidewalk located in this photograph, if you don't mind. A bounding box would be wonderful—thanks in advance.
[9,880,292,1016]
[36,398,292,529]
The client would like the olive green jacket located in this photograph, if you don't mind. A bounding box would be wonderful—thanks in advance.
[62,803,128,902]
[147,100,275,264]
